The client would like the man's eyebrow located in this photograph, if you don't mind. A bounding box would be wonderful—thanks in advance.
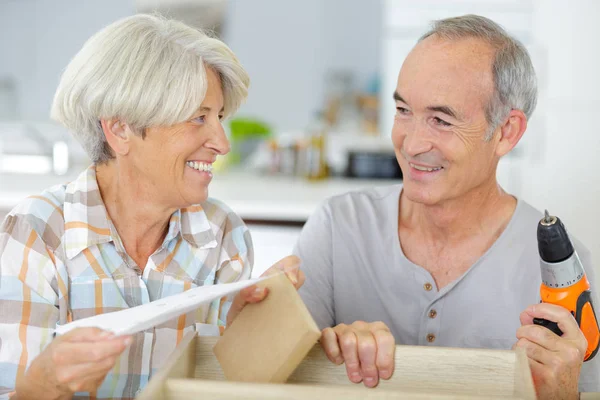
[393,91,406,103]
[394,91,462,120]
[427,105,461,120]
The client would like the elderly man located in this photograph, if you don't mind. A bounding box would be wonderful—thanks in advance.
[295,14,598,399]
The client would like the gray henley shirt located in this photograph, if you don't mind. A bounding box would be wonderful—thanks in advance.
[294,184,599,392]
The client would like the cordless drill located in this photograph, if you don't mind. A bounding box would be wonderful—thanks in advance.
[534,210,600,361]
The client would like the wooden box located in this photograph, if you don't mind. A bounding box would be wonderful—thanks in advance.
[137,273,538,399]
[137,331,540,399]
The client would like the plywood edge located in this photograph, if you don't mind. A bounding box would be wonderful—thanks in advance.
[136,331,196,399]
[513,347,536,400]
[163,378,524,400]
[197,335,527,396]
[271,325,321,382]
[199,336,519,365]
[289,342,517,394]
[581,393,600,400]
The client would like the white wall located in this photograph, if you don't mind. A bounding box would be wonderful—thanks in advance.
[222,0,381,133]
[0,0,135,121]
[522,0,600,267]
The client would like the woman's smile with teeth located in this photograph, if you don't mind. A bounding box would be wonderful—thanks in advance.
[186,161,213,172]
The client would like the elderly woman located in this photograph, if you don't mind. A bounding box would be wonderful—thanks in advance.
[0,14,302,398]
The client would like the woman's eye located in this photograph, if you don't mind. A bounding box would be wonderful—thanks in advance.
[433,117,451,127]
[192,116,206,123]
[218,115,224,121]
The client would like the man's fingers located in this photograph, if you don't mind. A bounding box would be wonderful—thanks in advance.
[515,338,554,365]
[523,303,581,339]
[338,330,362,384]
[524,356,549,388]
[355,329,378,388]
[320,327,343,364]
[373,329,395,380]
[519,309,534,326]
[516,324,560,352]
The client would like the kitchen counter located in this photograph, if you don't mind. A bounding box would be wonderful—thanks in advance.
[0,169,401,223]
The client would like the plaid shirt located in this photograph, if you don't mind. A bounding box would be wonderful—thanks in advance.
[0,166,253,399]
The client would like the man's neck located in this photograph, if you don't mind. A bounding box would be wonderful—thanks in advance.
[400,180,517,245]
[96,162,176,268]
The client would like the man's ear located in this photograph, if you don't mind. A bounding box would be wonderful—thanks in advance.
[495,109,527,157]
[100,119,131,156]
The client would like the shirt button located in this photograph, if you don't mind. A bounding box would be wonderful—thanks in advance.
[427,333,436,343]
[423,282,433,291]
[429,309,437,319]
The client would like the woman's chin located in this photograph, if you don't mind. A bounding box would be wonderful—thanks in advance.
[178,186,209,207]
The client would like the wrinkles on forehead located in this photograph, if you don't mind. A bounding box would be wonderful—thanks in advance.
[398,35,496,124]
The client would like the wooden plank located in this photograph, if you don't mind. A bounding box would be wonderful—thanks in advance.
[164,378,523,400]
[213,273,321,383]
[581,394,600,400]
[196,336,535,398]
[287,342,518,395]
[513,347,536,400]
[136,331,196,400]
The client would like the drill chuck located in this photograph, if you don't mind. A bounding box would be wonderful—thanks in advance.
[538,209,574,263]
[538,210,584,288]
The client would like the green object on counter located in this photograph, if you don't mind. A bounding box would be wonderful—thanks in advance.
[228,118,272,165]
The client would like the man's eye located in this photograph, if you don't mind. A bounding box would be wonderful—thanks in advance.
[433,117,451,127]
[396,107,410,115]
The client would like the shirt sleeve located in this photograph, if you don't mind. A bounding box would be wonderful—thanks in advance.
[0,214,60,394]
[212,206,254,328]
[293,200,335,331]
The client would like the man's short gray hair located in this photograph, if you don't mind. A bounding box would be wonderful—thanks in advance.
[419,14,537,140]
[51,14,250,163]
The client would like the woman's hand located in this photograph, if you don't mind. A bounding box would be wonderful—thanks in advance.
[15,328,131,399]
[226,255,304,327]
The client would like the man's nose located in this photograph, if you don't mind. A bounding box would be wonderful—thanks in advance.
[402,125,433,157]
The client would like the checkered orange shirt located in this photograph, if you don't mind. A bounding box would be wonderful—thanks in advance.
[0,165,253,398]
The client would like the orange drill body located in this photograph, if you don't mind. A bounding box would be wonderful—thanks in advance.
[540,275,600,361]
[536,211,599,361]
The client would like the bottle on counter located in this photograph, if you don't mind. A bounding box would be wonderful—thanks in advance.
[305,111,329,181]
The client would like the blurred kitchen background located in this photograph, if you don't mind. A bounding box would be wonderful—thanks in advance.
[0,0,599,283]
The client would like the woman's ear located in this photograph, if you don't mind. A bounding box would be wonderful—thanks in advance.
[100,119,131,156]
[495,109,528,157]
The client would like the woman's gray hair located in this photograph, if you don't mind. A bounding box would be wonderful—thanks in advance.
[419,14,537,140]
[51,14,250,163]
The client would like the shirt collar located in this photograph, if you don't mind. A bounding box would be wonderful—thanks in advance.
[63,165,217,259]
[178,205,218,249]
[63,165,112,259]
